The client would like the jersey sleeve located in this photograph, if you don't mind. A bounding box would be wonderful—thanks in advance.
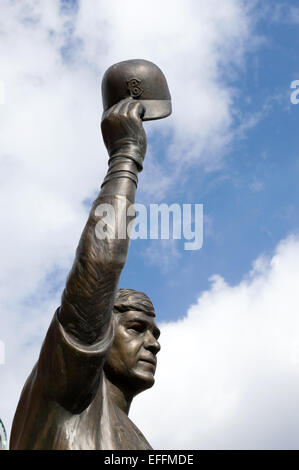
[35,308,115,413]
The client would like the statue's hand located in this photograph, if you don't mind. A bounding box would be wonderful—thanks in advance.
[101,98,147,171]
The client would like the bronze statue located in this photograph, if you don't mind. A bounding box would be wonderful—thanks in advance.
[10,60,172,450]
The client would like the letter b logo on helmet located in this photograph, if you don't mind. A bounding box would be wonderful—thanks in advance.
[127,78,144,98]
[101,59,172,121]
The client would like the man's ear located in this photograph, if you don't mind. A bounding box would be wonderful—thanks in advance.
[112,310,120,330]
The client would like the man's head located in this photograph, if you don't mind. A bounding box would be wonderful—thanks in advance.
[104,288,161,397]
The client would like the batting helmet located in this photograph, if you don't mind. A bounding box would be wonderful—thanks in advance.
[101,59,172,121]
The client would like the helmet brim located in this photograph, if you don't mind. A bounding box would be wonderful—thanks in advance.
[140,99,172,121]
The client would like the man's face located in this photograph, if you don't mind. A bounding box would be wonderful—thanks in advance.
[104,310,161,396]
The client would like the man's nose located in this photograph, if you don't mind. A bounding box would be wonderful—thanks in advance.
[144,331,161,354]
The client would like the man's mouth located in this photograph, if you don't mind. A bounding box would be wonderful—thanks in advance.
[138,356,157,367]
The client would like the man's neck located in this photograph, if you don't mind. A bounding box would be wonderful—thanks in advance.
[106,378,133,415]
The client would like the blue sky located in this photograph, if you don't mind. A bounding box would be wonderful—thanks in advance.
[1,0,299,449]
[122,3,299,323]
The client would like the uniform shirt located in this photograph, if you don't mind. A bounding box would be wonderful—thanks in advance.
[10,311,152,450]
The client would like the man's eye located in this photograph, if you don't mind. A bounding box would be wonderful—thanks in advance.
[129,324,145,333]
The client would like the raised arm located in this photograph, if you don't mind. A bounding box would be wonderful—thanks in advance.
[9,99,148,428]
[58,98,146,345]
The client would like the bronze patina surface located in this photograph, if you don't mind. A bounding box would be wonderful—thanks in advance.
[10,60,171,450]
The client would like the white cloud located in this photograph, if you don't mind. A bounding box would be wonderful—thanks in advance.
[0,341,4,365]
[131,235,299,449]
[75,0,255,170]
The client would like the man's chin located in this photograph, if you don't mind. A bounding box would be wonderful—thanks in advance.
[130,369,155,394]
[104,363,155,394]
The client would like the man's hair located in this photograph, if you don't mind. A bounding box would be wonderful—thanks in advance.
[113,288,155,317]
